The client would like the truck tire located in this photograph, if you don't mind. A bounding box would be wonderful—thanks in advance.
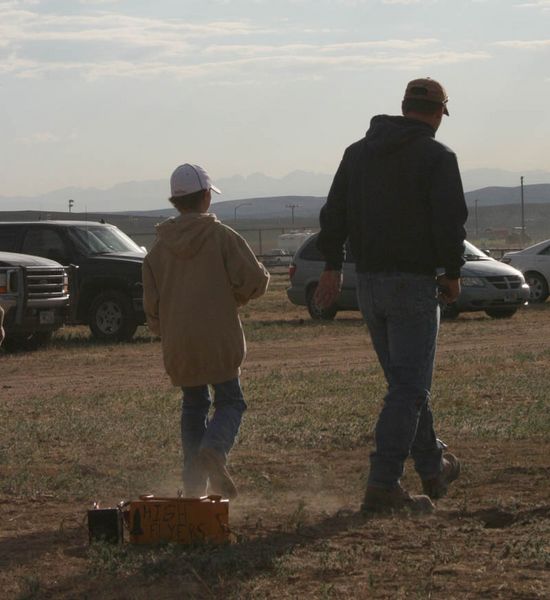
[89,291,138,341]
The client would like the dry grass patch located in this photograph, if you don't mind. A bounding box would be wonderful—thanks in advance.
[2,277,550,599]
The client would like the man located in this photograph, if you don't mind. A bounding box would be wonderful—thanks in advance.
[315,78,467,513]
[0,305,4,346]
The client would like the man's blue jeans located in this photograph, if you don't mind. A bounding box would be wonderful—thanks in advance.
[357,272,443,489]
[180,378,247,494]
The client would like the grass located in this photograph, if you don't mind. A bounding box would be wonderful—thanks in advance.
[0,389,182,499]
[3,318,550,499]
[242,317,364,343]
[2,276,550,599]
[3,351,549,500]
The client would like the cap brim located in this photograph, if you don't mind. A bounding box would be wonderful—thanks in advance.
[210,184,221,194]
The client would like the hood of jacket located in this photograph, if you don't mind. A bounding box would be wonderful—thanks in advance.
[364,115,435,156]
[155,212,219,259]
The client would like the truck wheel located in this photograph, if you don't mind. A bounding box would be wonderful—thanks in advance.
[89,291,138,341]
[306,284,338,321]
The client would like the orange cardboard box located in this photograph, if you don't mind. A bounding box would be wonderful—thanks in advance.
[127,495,230,545]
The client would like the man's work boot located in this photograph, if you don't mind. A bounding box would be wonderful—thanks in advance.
[422,453,461,500]
[361,483,435,515]
[198,447,238,500]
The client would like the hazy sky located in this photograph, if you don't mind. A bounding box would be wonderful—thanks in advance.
[1,0,549,197]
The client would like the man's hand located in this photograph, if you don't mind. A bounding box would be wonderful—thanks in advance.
[437,275,460,304]
[313,270,343,309]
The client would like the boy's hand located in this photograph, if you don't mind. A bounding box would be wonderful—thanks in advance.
[314,270,343,309]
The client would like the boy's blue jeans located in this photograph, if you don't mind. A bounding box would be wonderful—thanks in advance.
[181,378,247,494]
[357,272,443,489]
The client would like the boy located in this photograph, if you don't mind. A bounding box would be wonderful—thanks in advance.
[142,163,269,499]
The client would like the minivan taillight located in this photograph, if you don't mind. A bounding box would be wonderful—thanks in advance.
[289,264,296,280]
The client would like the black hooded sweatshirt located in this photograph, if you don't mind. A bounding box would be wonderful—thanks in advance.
[317,115,468,279]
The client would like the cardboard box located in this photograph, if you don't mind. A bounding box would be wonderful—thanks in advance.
[127,495,230,545]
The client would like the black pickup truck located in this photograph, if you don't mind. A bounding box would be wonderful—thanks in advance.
[0,221,146,341]
[0,251,71,350]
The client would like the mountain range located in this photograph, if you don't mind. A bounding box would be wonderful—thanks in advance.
[2,185,550,245]
[120,184,550,222]
[1,168,549,214]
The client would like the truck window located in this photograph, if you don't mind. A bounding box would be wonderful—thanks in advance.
[21,228,70,263]
[0,227,19,252]
[68,226,143,255]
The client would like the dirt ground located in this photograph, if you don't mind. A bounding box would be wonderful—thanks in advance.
[1,281,549,599]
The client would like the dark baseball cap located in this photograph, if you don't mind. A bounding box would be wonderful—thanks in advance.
[404,77,449,116]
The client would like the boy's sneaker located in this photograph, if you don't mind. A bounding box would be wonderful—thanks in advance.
[361,484,435,515]
[198,447,238,500]
[422,453,461,500]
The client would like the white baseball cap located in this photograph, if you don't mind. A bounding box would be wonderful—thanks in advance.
[170,163,221,198]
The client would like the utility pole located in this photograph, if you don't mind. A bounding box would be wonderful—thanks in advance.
[475,198,479,239]
[520,176,525,245]
[68,199,74,213]
[286,203,300,226]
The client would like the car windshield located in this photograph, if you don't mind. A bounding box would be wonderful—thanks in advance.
[463,241,490,261]
[69,226,144,255]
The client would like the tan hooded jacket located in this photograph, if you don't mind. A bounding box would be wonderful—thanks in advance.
[142,213,269,387]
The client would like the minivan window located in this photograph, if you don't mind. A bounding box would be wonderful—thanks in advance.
[463,240,490,261]
[299,237,324,261]
[299,235,353,263]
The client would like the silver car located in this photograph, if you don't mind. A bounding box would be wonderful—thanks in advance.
[261,248,293,268]
[502,240,550,303]
[287,235,530,320]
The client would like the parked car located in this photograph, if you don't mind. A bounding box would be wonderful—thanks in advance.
[261,248,294,268]
[0,221,146,341]
[287,234,530,320]
[0,251,71,351]
[502,240,550,303]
